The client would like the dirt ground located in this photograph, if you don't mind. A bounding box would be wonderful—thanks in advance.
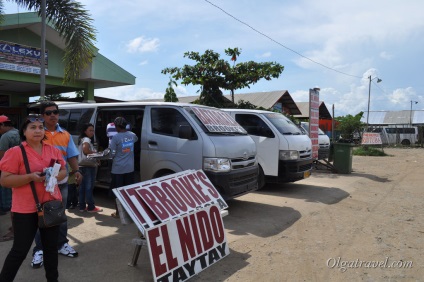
[0,147,423,281]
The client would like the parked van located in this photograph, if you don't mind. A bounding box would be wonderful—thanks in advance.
[366,126,418,145]
[56,102,258,200]
[223,109,312,189]
[300,122,331,159]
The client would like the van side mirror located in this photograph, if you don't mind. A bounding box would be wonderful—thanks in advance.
[178,125,193,139]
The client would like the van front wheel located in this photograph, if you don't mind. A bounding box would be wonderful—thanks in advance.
[257,166,265,190]
[401,139,411,146]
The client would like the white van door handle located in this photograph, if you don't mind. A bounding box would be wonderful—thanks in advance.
[148,140,158,146]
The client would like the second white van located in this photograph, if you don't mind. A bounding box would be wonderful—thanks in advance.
[223,109,313,189]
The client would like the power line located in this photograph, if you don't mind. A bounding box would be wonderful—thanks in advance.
[204,0,362,79]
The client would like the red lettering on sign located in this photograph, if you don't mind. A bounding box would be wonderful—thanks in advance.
[196,210,214,251]
[178,176,206,205]
[188,174,211,202]
[176,216,196,262]
[196,171,219,199]
[138,188,170,221]
[189,212,203,254]
[160,182,187,212]
[125,187,157,223]
[150,185,179,218]
[147,227,167,277]
[209,205,225,244]
[161,225,178,271]
[170,179,197,208]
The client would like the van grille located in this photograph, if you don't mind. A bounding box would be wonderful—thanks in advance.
[228,171,258,194]
[299,149,312,159]
[288,163,313,173]
[231,156,256,170]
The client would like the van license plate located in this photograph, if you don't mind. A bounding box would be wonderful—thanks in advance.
[304,170,311,178]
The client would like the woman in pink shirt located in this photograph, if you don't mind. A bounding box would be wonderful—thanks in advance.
[0,114,66,282]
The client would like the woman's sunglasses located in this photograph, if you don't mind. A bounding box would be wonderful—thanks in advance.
[44,110,59,116]
[27,115,45,123]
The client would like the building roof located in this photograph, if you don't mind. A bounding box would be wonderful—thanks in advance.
[361,110,424,125]
[294,101,332,119]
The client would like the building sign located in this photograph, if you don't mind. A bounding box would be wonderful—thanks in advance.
[146,204,229,282]
[361,132,382,145]
[191,107,246,133]
[309,88,320,159]
[0,40,48,74]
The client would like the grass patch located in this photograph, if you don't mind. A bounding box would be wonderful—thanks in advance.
[353,146,388,156]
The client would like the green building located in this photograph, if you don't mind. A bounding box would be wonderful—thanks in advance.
[0,12,135,124]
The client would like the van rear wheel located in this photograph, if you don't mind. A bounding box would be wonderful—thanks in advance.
[401,139,411,146]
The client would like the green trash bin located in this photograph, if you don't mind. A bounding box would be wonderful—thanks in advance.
[333,143,354,174]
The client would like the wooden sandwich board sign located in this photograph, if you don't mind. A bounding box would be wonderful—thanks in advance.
[113,170,229,235]
[113,170,230,281]
[146,204,229,282]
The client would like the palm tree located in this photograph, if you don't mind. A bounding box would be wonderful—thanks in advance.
[0,0,97,84]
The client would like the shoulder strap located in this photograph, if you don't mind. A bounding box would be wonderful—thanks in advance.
[19,144,42,211]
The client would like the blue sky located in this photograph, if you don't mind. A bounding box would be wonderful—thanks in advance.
[4,0,424,116]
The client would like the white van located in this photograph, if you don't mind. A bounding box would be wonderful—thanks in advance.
[223,109,313,189]
[300,122,331,159]
[56,102,258,200]
[366,126,418,145]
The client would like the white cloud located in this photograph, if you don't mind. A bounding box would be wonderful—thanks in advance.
[126,36,160,53]
[139,60,148,66]
[258,52,271,58]
[379,51,393,60]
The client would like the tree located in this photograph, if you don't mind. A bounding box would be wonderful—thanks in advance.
[0,0,97,83]
[164,77,179,102]
[161,48,284,108]
[335,112,365,141]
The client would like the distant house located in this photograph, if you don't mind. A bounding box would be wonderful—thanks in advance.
[293,101,333,132]
[139,90,302,115]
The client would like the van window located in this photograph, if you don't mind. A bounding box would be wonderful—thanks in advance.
[151,107,196,138]
[235,114,274,137]
[58,108,94,135]
[264,113,301,135]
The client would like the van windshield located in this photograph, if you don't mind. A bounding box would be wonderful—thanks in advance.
[301,122,326,135]
[264,113,302,135]
[185,106,247,134]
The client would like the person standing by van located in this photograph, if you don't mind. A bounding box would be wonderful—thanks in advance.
[109,117,138,218]
[0,115,21,242]
[31,101,82,269]
[78,123,102,213]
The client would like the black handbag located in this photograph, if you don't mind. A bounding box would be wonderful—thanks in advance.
[20,144,67,229]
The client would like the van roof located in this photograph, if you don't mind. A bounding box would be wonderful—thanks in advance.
[36,101,220,109]
[222,109,277,114]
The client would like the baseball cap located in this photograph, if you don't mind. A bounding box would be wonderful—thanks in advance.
[114,117,128,127]
[0,115,11,123]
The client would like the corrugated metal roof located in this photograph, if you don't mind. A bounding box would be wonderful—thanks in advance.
[361,110,424,125]
[294,102,332,119]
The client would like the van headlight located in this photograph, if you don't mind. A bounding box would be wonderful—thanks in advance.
[203,158,231,172]
[279,150,299,160]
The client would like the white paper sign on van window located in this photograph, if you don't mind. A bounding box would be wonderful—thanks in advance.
[192,107,246,133]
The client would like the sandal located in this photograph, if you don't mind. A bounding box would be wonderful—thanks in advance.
[111,212,119,218]
[0,231,14,242]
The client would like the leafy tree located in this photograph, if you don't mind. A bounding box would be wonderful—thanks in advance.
[75,90,84,98]
[0,0,97,83]
[162,48,284,108]
[164,77,179,102]
[335,112,365,140]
